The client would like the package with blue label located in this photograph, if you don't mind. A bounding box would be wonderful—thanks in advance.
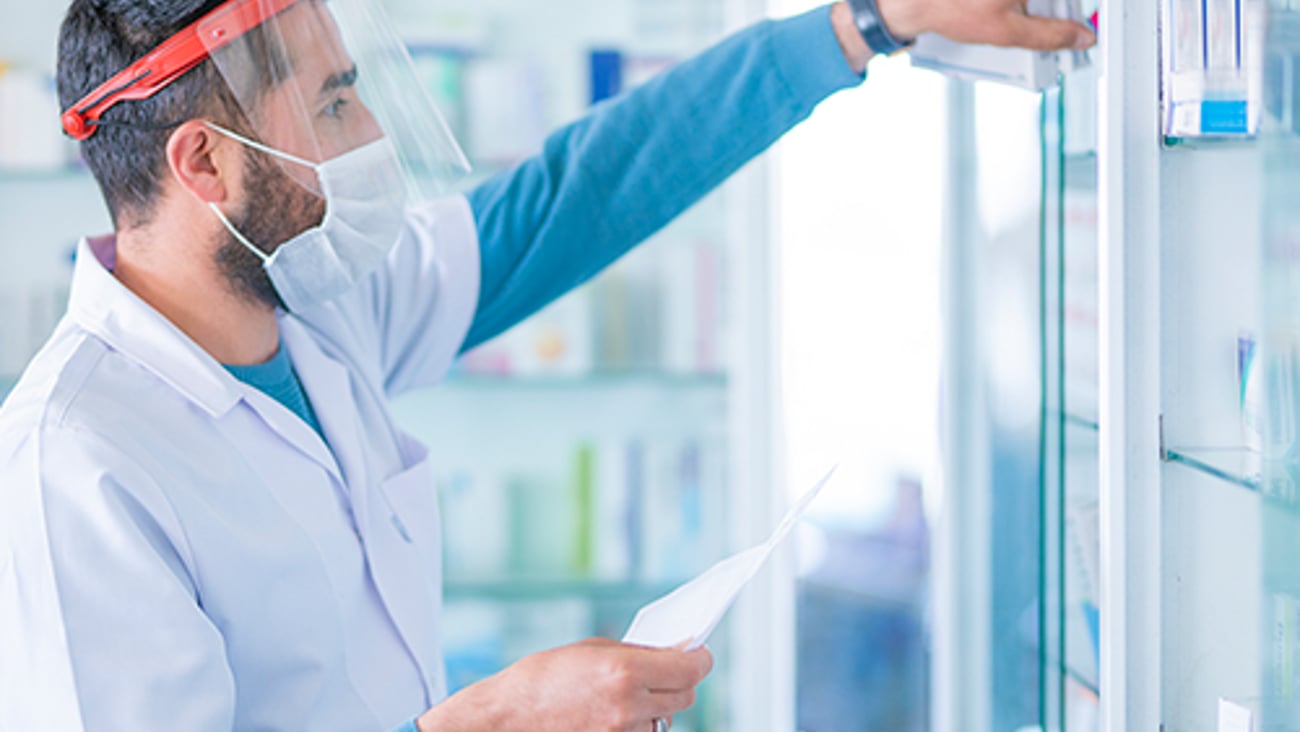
[1163,0,1266,138]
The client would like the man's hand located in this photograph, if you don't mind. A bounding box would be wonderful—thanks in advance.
[417,638,714,732]
[877,0,1097,52]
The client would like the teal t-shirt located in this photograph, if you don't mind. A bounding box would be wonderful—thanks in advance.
[224,342,325,441]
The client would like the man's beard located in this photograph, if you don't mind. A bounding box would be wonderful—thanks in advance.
[215,150,327,310]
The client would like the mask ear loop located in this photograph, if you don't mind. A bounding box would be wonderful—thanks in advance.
[210,203,276,265]
[204,122,321,264]
[204,121,320,170]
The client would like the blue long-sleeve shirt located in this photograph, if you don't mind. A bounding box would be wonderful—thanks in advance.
[229,7,861,731]
[461,4,863,351]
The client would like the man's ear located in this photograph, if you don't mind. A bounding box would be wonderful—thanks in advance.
[165,120,237,205]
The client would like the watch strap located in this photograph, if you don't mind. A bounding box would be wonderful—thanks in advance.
[846,0,914,56]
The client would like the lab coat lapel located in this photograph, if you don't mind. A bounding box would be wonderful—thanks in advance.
[237,387,345,488]
[278,320,372,517]
[280,318,442,697]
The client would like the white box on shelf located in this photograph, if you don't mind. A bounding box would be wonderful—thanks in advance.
[910,0,1089,91]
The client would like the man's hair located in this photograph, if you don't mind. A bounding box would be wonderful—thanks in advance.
[57,0,245,229]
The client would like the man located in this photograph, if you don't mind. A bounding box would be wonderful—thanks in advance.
[0,0,1093,729]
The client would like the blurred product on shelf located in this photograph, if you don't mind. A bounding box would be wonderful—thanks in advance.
[458,239,723,377]
[796,476,928,731]
[0,65,72,171]
[1275,594,1300,703]
[1063,175,1099,419]
[463,58,550,166]
[1239,332,1265,454]
[1062,63,1100,156]
[440,601,508,693]
[0,243,75,382]
[438,435,725,584]
[1237,331,1300,500]
[406,45,471,153]
[0,284,70,378]
[1066,500,1101,671]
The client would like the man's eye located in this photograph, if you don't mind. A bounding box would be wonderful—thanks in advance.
[323,98,349,119]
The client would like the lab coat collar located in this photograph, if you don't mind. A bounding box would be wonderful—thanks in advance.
[66,236,347,485]
[66,236,244,418]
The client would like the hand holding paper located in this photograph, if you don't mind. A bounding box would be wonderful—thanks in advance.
[622,469,836,650]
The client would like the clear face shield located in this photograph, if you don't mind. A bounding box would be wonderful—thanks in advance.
[198,0,470,201]
[60,0,472,312]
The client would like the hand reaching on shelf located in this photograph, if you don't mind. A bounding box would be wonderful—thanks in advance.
[878,0,1097,50]
[416,638,713,732]
[833,0,1097,73]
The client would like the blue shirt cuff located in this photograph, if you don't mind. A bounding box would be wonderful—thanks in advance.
[391,720,420,732]
[769,4,867,110]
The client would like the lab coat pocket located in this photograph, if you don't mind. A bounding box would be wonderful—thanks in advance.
[369,442,446,696]
[378,445,441,557]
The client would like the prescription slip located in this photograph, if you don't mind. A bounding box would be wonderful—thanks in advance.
[622,470,834,650]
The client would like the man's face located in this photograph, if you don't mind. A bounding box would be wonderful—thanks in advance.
[212,1,382,308]
[241,1,383,194]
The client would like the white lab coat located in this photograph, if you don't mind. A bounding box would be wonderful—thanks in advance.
[0,196,481,732]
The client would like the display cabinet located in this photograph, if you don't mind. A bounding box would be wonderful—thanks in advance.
[939,0,1300,729]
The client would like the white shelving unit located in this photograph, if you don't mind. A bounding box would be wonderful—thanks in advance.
[937,1,1300,730]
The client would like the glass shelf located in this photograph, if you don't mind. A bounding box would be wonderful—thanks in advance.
[1064,662,1099,697]
[443,577,683,603]
[443,371,728,392]
[1163,447,1262,492]
[1063,412,1099,433]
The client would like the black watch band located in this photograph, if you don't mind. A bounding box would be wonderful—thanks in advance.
[846,0,914,57]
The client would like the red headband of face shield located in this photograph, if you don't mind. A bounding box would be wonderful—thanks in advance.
[61,0,302,141]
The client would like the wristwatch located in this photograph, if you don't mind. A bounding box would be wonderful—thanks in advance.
[846,0,915,56]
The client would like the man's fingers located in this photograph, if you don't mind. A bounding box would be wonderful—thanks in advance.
[997,14,1095,52]
[642,688,696,719]
[631,646,714,692]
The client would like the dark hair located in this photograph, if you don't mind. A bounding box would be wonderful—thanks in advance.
[57,0,246,229]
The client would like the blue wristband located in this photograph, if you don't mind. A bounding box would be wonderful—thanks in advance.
[846,0,914,56]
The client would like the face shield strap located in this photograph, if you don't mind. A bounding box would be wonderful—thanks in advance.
[87,117,186,134]
[61,0,304,141]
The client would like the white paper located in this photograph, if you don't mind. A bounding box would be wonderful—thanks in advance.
[622,468,835,650]
[1218,698,1253,732]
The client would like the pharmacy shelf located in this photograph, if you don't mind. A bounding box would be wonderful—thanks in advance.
[443,577,682,603]
[0,373,724,402]
[0,168,92,183]
[1163,447,1262,492]
[443,371,727,392]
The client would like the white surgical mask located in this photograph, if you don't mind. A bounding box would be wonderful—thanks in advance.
[206,122,407,313]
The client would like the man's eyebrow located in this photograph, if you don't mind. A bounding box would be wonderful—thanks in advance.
[319,65,358,97]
